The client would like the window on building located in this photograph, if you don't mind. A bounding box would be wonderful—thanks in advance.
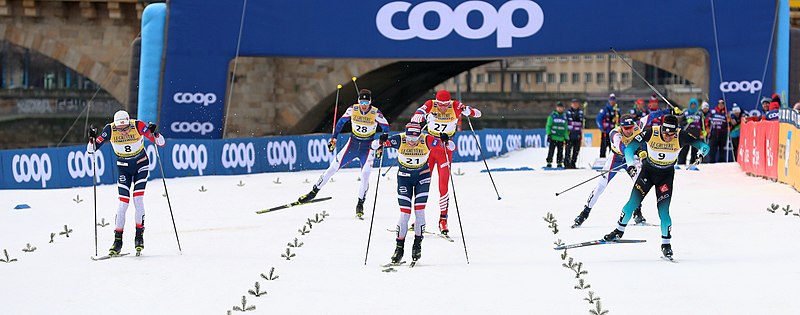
[596,54,605,61]
[559,73,567,83]
[572,73,580,84]
[596,73,605,84]
[546,56,556,62]
[526,73,531,84]
[476,74,484,83]
[571,55,580,62]
[534,57,543,63]
[621,73,630,84]
[535,72,543,84]
[609,71,617,83]
[547,73,555,83]
[584,72,592,83]
[512,73,519,83]
[584,55,592,62]
[559,56,568,62]
[488,73,496,83]
[610,54,617,61]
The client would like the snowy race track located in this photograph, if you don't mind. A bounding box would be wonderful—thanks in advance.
[1,147,799,314]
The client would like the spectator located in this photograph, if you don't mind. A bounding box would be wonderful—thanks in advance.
[707,99,729,163]
[700,101,711,141]
[647,94,665,127]
[765,98,780,121]
[758,97,771,120]
[678,98,703,165]
[630,98,647,120]
[729,104,742,160]
[793,102,800,112]
[564,98,584,169]
[546,101,569,168]
[596,93,620,158]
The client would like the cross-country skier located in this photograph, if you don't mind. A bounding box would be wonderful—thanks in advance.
[410,90,481,235]
[298,89,390,218]
[87,110,165,256]
[596,93,620,158]
[602,115,710,259]
[374,122,455,264]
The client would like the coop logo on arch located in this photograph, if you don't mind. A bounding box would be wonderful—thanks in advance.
[719,80,762,94]
[173,92,217,106]
[376,0,544,48]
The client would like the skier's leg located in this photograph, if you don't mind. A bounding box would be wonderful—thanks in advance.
[357,146,375,200]
[413,170,431,237]
[314,138,351,189]
[615,167,653,232]
[437,149,452,233]
[395,174,413,240]
[114,170,133,232]
[131,164,149,229]
[654,172,675,242]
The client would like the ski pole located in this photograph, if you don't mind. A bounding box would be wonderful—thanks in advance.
[332,84,342,163]
[352,76,359,94]
[153,145,182,253]
[443,140,470,264]
[465,116,501,200]
[555,163,628,196]
[90,137,98,257]
[381,162,396,177]
[364,144,385,265]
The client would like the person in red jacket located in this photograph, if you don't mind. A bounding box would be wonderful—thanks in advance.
[410,90,482,235]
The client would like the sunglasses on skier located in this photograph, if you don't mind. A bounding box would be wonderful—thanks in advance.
[359,100,370,105]
[663,131,677,138]
[434,100,452,107]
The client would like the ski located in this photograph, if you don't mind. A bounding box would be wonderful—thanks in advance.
[91,253,130,261]
[631,222,658,227]
[661,255,678,263]
[256,197,332,214]
[553,239,646,250]
[381,261,406,268]
[356,214,364,220]
[410,260,419,268]
[439,234,455,242]
[386,228,436,236]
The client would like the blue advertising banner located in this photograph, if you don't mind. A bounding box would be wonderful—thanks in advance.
[158,0,776,139]
[0,129,548,189]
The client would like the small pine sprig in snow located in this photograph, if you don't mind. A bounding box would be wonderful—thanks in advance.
[543,212,559,234]
[247,282,267,297]
[287,238,304,248]
[781,205,793,216]
[589,301,609,315]
[561,249,569,261]
[584,291,600,304]
[0,249,18,263]
[59,225,73,237]
[562,257,577,270]
[572,262,588,278]
[96,218,109,227]
[237,180,245,187]
[49,233,55,243]
[232,296,256,312]
[306,219,313,229]
[273,177,281,184]
[73,194,83,203]
[260,267,279,281]
[22,243,37,253]
[574,278,591,290]
[320,211,330,218]
[298,225,310,236]
[281,248,296,260]
[199,186,207,192]
[767,204,779,213]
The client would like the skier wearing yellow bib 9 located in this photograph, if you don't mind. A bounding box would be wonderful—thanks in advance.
[602,115,709,259]
[87,110,166,256]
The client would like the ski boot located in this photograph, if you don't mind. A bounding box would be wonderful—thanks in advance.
[603,229,624,242]
[390,239,404,264]
[109,230,123,256]
[661,243,673,258]
[355,198,365,218]
[411,235,423,262]
[438,216,449,236]
[632,206,647,225]
[546,163,552,168]
[572,206,591,228]
[135,227,144,256]
[298,186,319,203]
[557,163,564,168]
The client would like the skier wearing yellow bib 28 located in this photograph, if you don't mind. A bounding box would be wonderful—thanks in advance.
[87,110,166,256]
[602,115,709,259]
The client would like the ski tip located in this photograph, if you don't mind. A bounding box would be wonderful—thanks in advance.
[497,196,502,200]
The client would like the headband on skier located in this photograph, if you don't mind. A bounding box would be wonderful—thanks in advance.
[405,122,422,141]
[661,115,679,135]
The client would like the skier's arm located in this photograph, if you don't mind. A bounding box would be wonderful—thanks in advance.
[457,102,482,118]
[371,134,401,150]
[135,121,165,146]
[623,129,651,166]
[88,124,112,152]
[375,109,390,133]
[333,107,353,138]
[609,130,624,154]
[679,130,710,157]
[545,114,553,135]
[595,109,605,129]
[411,101,433,123]
[428,135,456,151]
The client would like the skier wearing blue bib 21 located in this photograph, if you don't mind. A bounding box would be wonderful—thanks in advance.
[374,122,455,264]
[602,115,709,259]
[298,89,390,217]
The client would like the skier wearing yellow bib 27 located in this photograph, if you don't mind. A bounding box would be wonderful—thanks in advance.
[87,110,166,256]
[298,89,390,217]
[602,115,709,259]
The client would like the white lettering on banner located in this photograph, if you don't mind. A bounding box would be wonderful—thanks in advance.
[457,135,481,161]
[766,138,774,167]
[170,121,215,135]
[221,142,256,173]
[146,145,158,172]
[12,153,52,188]
[173,92,217,106]
[67,151,105,182]
[376,1,544,48]
[485,134,503,156]
[267,140,297,170]
[524,134,543,148]
[172,144,208,175]
[505,134,522,152]
[385,147,398,160]
[719,80,762,94]
[307,139,335,163]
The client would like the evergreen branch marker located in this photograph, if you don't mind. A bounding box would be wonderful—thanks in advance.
[237,180,245,187]
[96,218,109,227]
[59,225,73,237]
[562,257,577,270]
[589,301,609,315]
[232,296,255,312]
[298,225,310,236]
[281,248,295,260]
[287,238,304,248]
[584,291,600,304]
[22,243,37,253]
[247,282,267,297]
[574,278,591,290]
[199,186,207,192]
[302,178,310,184]
[573,262,588,278]
[0,249,17,263]
[273,177,281,184]
[260,267,279,281]
[561,249,569,260]
[543,212,559,234]
[329,177,335,183]
[454,168,465,176]
[49,233,55,243]
[73,194,83,203]
[306,219,313,229]
[782,205,793,215]
[321,211,330,218]
[767,204,779,213]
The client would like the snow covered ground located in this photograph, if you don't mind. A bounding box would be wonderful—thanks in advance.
[1,147,799,315]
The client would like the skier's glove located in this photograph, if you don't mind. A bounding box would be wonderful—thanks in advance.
[327,138,337,152]
[87,125,98,139]
[375,147,383,159]
[439,133,449,143]
[637,151,648,160]
[672,107,683,115]
[147,122,159,136]
[626,165,638,178]
[410,111,425,123]
[379,133,388,143]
